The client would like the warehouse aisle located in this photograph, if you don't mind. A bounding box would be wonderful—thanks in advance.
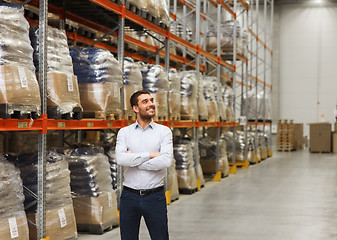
[78,150,337,240]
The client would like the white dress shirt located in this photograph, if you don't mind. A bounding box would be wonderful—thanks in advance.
[116,120,173,190]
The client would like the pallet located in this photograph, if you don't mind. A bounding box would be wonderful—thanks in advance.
[277,149,295,152]
[154,115,168,121]
[170,197,179,203]
[47,106,82,120]
[82,111,120,120]
[124,110,136,121]
[77,222,118,235]
[0,104,40,119]
[181,115,196,121]
[169,116,180,121]
[179,188,197,195]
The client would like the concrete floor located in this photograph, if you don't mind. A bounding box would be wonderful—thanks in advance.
[78,150,337,240]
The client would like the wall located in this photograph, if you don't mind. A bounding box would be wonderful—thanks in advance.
[278,3,337,136]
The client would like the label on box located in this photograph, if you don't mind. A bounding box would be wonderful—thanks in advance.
[67,74,74,92]
[58,208,67,228]
[108,192,113,207]
[8,217,19,239]
[201,149,207,157]
[18,67,28,88]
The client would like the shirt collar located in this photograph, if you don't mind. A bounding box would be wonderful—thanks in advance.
[135,119,154,130]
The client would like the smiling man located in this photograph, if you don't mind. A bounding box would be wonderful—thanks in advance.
[116,90,173,240]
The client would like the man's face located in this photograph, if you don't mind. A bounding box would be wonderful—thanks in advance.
[133,94,156,120]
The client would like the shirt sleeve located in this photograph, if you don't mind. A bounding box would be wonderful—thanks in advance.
[138,127,173,171]
[115,128,150,167]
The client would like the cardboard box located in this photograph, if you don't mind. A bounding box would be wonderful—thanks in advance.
[26,204,77,240]
[0,213,29,240]
[72,191,119,228]
[47,72,82,114]
[0,65,41,114]
[309,123,331,153]
[293,123,304,150]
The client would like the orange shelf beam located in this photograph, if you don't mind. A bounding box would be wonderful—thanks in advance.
[248,28,272,55]
[0,119,43,131]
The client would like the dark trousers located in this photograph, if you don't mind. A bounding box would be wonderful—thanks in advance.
[120,189,169,240]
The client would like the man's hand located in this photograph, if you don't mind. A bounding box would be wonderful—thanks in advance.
[149,152,160,159]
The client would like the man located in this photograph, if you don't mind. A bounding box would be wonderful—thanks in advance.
[116,90,173,240]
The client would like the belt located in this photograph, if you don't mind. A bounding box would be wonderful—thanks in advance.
[123,186,164,196]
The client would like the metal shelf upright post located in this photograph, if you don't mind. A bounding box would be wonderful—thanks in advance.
[37,0,48,238]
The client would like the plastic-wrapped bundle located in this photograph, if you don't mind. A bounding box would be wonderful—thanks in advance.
[168,69,181,119]
[247,132,256,164]
[258,132,268,160]
[179,71,198,120]
[65,146,118,229]
[241,89,256,120]
[65,146,113,197]
[0,3,41,116]
[241,28,248,57]
[167,159,179,202]
[9,151,73,212]
[0,3,35,71]
[234,131,246,162]
[105,147,117,190]
[0,156,29,239]
[70,47,123,118]
[265,132,272,157]
[196,72,208,121]
[222,84,235,121]
[0,156,26,218]
[141,64,169,118]
[257,90,272,120]
[199,137,229,176]
[158,0,170,26]
[30,26,74,75]
[170,22,193,43]
[124,58,143,113]
[190,139,205,187]
[203,77,220,122]
[173,140,198,190]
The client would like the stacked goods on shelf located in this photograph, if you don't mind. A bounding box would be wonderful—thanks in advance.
[0,2,41,118]
[191,140,205,188]
[235,131,247,163]
[241,29,248,58]
[277,120,304,152]
[65,146,119,233]
[173,139,198,194]
[0,156,29,239]
[309,123,331,153]
[8,151,77,239]
[241,89,256,120]
[168,69,181,121]
[179,71,198,120]
[247,132,257,164]
[196,72,208,121]
[167,159,179,202]
[126,0,169,26]
[222,83,235,122]
[258,132,268,160]
[70,48,123,120]
[206,20,241,55]
[141,64,169,121]
[124,58,143,120]
[199,137,229,177]
[203,77,220,122]
[257,90,272,120]
[30,26,82,119]
[170,22,193,55]
[105,147,117,191]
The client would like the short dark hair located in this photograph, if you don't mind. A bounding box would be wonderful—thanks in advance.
[130,90,151,108]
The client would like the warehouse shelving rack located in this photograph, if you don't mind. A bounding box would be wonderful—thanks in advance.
[0,0,273,238]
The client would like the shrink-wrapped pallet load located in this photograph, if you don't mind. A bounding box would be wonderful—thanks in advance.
[199,137,229,176]
[179,71,198,120]
[207,20,241,54]
[241,28,248,58]
[30,26,82,119]
[167,159,179,202]
[203,77,220,122]
[141,64,169,120]
[173,140,198,193]
[241,89,256,120]
[105,147,118,191]
[65,146,119,233]
[247,132,257,164]
[195,72,208,121]
[168,69,181,120]
[8,151,77,240]
[0,2,41,118]
[222,83,235,122]
[0,156,29,239]
[190,140,205,187]
[70,48,123,120]
[257,90,272,120]
[124,58,143,120]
